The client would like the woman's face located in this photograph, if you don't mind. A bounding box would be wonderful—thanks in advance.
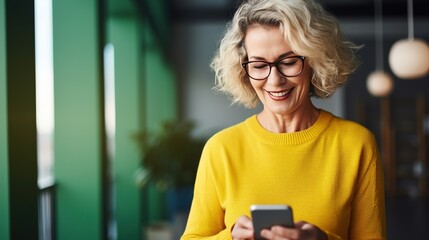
[244,24,313,116]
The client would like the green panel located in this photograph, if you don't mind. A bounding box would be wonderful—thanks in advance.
[144,26,177,131]
[107,16,142,239]
[143,0,170,51]
[0,0,10,238]
[143,21,178,224]
[53,1,103,239]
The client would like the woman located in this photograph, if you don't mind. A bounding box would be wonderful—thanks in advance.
[181,0,386,239]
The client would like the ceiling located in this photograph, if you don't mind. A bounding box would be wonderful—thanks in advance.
[107,0,429,40]
[168,0,429,22]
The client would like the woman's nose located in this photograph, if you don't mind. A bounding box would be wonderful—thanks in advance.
[267,65,286,85]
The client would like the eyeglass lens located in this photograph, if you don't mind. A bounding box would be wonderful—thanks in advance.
[244,56,304,80]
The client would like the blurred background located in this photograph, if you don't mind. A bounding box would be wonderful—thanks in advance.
[1,0,428,239]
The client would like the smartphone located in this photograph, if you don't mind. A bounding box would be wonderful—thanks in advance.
[250,204,294,240]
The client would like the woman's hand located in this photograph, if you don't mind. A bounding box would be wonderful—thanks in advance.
[260,221,328,240]
[232,216,254,240]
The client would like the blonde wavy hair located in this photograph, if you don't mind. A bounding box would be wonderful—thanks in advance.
[211,0,360,108]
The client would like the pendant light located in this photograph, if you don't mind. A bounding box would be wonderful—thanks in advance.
[388,0,429,79]
[367,0,393,97]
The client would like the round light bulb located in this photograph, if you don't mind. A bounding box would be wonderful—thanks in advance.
[367,71,394,97]
[388,39,429,79]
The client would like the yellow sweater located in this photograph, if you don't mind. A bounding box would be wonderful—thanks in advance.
[181,110,386,240]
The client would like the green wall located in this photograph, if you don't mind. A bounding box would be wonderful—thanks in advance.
[142,19,178,224]
[53,0,104,239]
[1,0,178,239]
[143,19,177,136]
[107,14,142,239]
[0,0,10,239]
[106,1,178,235]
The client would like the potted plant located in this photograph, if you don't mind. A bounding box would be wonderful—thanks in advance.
[134,120,205,190]
[134,120,206,226]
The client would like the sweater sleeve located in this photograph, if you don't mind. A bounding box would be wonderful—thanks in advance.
[181,139,232,240]
[325,231,343,240]
[349,133,386,240]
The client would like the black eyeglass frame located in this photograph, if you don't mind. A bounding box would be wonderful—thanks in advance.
[241,56,305,80]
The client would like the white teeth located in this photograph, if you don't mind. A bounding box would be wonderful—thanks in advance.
[269,89,291,97]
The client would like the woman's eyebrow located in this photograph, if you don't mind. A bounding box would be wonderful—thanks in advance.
[248,51,294,61]
[277,51,295,59]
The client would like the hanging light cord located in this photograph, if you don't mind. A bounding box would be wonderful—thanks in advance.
[375,0,384,71]
[408,0,414,40]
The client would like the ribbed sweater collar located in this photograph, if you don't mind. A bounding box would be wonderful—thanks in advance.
[245,110,332,145]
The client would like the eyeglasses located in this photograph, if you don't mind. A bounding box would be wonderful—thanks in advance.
[242,56,305,80]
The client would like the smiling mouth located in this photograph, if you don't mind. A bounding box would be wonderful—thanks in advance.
[268,88,292,98]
